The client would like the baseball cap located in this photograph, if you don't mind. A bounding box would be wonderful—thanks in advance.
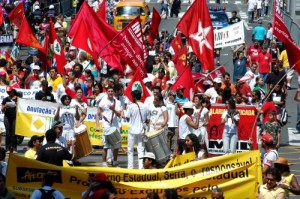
[91,173,108,181]
[259,133,273,143]
[32,65,40,70]
[140,152,156,160]
[28,135,44,148]
[52,121,63,128]
[182,101,194,109]
[108,77,114,83]
[203,80,213,86]
[49,4,54,9]
[213,77,222,84]
[143,77,152,84]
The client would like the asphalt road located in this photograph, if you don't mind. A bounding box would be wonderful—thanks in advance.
[7,1,300,197]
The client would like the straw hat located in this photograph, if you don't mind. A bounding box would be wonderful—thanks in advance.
[274,157,292,166]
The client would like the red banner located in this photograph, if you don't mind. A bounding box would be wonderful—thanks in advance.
[206,104,258,155]
[110,16,148,77]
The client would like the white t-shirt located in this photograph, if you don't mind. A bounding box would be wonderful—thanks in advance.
[148,105,167,131]
[193,106,209,128]
[59,106,76,130]
[221,110,240,134]
[70,99,88,117]
[248,0,257,11]
[166,101,178,127]
[179,114,193,139]
[204,87,219,104]
[99,96,122,128]
[126,102,148,134]
[144,95,154,110]
[263,149,278,167]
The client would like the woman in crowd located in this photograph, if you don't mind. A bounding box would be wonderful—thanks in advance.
[274,157,300,198]
[178,101,200,154]
[183,133,207,161]
[1,86,18,153]
[221,98,240,154]
[253,76,266,100]
[88,82,106,107]
[267,40,280,67]
[148,93,168,132]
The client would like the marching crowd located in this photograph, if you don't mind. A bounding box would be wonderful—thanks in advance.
[0,0,298,198]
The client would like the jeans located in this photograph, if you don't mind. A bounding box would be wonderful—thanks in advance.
[264,6,269,16]
[222,133,238,154]
[127,133,145,169]
[248,10,254,22]
[4,117,16,151]
[297,104,300,132]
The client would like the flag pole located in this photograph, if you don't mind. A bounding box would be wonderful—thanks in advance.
[249,59,300,143]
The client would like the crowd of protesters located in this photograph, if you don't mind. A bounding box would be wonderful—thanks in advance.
[0,0,298,198]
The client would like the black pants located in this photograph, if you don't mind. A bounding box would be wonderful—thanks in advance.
[4,117,16,151]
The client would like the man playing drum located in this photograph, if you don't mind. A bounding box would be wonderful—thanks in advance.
[125,90,149,169]
[96,86,123,167]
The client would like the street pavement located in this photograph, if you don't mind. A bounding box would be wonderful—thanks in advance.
[6,1,300,198]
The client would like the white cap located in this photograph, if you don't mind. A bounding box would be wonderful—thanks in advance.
[34,5,40,10]
[143,77,152,84]
[213,77,222,83]
[166,80,174,85]
[140,152,156,160]
[49,4,54,9]
[32,65,40,70]
[182,101,194,109]
[203,80,213,86]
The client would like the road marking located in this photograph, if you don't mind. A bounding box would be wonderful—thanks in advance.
[243,21,252,30]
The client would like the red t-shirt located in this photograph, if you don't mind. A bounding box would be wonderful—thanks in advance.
[257,52,272,73]
[239,83,252,97]
[248,45,262,62]
[261,102,277,123]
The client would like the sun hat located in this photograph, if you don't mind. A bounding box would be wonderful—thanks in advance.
[274,157,292,166]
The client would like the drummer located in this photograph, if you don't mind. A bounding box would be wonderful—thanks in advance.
[125,90,149,169]
[96,85,123,167]
[54,94,79,145]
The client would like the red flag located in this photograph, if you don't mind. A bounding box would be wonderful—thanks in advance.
[72,20,100,71]
[39,35,52,71]
[176,0,214,71]
[16,18,43,51]
[108,16,148,77]
[8,2,25,28]
[170,33,183,56]
[173,45,188,75]
[68,2,123,71]
[124,71,150,102]
[273,0,300,73]
[49,19,66,75]
[97,1,106,21]
[0,6,4,27]
[194,78,205,93]
[171,67,195,101]
[192,72,206,81]
[148,8,161,46]
[209,66,226,80]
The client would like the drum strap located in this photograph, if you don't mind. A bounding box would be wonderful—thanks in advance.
[135,102,143,122]
[103,99,116,125]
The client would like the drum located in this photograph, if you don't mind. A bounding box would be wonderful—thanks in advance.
[144,129,171,162]
[74,125,93,158]
[105,127,122,146]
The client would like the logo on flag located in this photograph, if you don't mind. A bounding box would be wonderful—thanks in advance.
[53,40,61,55]
[132,81,143,95]
[31,115,46,132]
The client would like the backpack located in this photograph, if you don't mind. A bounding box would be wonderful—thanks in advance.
[277,107,288,126]
[39,189,55,199]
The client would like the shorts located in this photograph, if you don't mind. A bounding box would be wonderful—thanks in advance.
[285,68,294,79]
[62,129,75,141]
[102,127,121,149]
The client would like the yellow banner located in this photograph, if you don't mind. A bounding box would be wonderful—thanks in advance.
[15,98,129,146]
[7,151,262,199]
[164,152,196,168]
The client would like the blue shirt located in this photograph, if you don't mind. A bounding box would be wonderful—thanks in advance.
[174,96,189,104]
[252,26,267,41]
[30,186,65,199]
